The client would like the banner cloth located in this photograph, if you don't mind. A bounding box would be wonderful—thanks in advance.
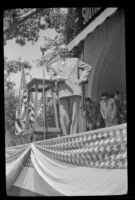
[6,123,127,196]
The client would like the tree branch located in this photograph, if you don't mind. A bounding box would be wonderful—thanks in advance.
[16,9,39,23]
[4,8,41,41]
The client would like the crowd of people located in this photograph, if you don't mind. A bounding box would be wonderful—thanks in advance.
[85,90,126,131]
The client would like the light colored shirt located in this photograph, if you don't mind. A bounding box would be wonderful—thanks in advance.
[100,98,117,122]
[49,57,92,99]
[100,100,108,120]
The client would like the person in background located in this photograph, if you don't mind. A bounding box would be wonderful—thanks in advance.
[49,44,92,136]
[85,97,103,130]
[113,90,124,124]
[100,92,117,127]
[100,92,109,127]
[120,94,127,123]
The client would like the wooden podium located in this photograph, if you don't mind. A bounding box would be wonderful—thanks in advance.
[25,78,61,141]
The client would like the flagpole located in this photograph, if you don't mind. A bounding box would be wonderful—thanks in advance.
[20,61,23,144]
[19,60,27,143]
[19,63,23,145]
[40,46,47,140]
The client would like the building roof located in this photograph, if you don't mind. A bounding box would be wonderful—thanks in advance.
[67,8,118,51]
[46,8,118,67]
[27,78,55,92]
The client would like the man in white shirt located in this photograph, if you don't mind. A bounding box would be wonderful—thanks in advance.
[49,44,92,135]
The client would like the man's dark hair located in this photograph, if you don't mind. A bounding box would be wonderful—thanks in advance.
[101,92,108,97]
[114,90,120,95]
[85,97,91,102]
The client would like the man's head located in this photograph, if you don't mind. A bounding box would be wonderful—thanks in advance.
[85,97,92,106]
[101,92,108,101]
[59,44,69,58]
[114,90,121,101]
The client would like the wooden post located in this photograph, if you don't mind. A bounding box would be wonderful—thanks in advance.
[82,46,87,131]
[34,81,38,141]
[41,48,48,140]
[26,89,30,143]
[52,88,59,130]
[40,46,49,140]
[42,61,47,140]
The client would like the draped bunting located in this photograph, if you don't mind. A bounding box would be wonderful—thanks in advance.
[6,123,127,196]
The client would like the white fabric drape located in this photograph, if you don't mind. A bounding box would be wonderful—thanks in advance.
[6,144,30,190]
[31,143,127,196]
[6,124,127,196]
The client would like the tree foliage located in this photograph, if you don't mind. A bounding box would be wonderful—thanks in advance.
[5,90,18,146]
[4,8,85,56]
[35,34,65,69]
[5,90,30,146]
[63,8,85,57]
[63,8,83,43]
[4,8,67,46]
[37,93,56,128]
[4,57,32,90]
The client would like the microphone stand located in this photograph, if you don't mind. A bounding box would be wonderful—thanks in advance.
[40,46,47,140]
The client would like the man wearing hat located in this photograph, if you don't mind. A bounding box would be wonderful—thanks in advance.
[49,44,92,136]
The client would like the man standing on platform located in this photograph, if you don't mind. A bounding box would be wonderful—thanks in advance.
[49,44,92,136]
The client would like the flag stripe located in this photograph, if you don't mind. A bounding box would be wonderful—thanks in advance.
[29,93,34,128]
[15,90,28,135]
[15,66,28,135]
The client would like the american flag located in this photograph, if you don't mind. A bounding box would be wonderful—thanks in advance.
[15,103,24,135]
[15,89,28,135]
[15,65,28,135]
[29,92,35,128]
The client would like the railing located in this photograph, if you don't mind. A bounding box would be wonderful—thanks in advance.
[34,123,127,169]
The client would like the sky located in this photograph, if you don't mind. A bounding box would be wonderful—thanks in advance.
[4,29,59,89]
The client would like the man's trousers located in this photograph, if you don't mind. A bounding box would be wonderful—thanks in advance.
[59,95,81,135]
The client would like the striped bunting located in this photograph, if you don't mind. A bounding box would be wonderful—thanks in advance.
[21,89,28,119]
[29,93,34,128]
[6,124,127,196]
[15,89,28,135]
[15,118,24,135]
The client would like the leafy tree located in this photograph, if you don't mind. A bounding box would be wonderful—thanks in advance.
[35,34,65,70]
[64,8,85,57]
[63,8,77,44]
[4,8,67,46]
[4,58,32,145]
[4,8,85,61]
[4,90,18,146]
[37,93,55,128]
[4,57,32,90]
